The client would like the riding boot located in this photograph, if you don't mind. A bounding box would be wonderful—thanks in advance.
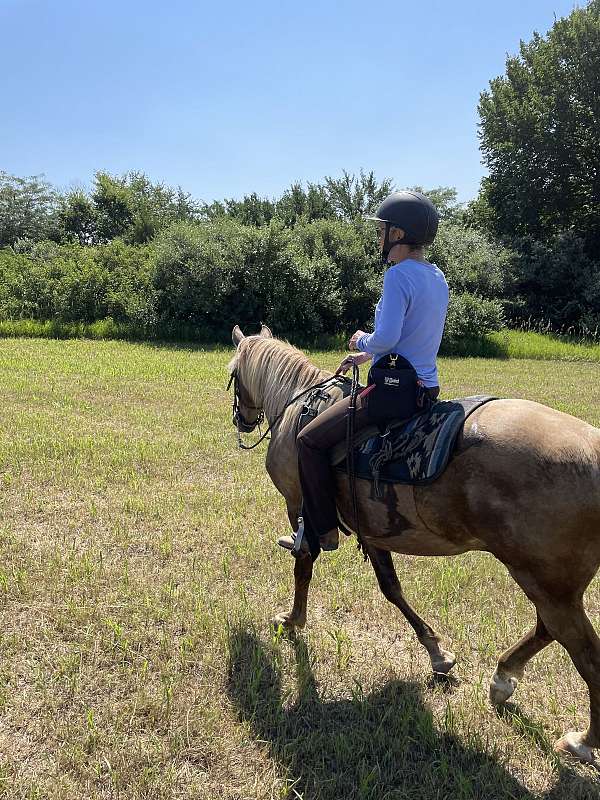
[319,528,340,551]
[278,520,339,554]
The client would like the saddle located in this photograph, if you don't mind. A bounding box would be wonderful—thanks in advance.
[331,395,497,496]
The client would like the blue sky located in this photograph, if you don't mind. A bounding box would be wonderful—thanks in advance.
[1,0,579,204]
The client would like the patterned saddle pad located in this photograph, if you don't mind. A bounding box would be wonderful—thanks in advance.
[333,395,497,492]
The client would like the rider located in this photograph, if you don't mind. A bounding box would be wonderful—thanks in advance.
[278,191,449,556]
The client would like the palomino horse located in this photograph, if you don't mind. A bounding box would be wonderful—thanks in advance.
[229,324,600,766]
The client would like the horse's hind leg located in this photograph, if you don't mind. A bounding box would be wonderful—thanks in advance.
[490,612,554,704]
[272,552,313,630]
[535,598,600,766]
[367,546,456,675]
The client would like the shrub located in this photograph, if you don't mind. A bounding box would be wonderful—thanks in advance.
[508,233,600,330]
[152,219,253,336]
[291,217,381,331]
[151,218,378,341]
[429,221,513,298]
[0,240,154,325]
[442,292,505,350]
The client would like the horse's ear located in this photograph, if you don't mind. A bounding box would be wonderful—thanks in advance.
[259,324,273,338]
[232,325,245,346]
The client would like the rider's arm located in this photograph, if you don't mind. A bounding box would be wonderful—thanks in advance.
[355,268,410,355]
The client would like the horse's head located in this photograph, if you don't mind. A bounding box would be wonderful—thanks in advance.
[228,324,273,432]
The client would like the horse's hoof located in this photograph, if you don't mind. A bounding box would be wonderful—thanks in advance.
[431,649,456,675]
[555,732,599,767]
[271,612,305,630]
[489,671,517,705]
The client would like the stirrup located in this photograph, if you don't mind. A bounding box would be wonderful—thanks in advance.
[277,519,308,556]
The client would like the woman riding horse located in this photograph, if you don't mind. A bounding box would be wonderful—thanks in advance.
[278,191,449,556]
[228,323,600,766]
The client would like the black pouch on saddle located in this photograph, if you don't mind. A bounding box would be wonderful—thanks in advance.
[366,353,427,425]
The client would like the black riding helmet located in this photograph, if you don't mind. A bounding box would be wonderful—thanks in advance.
[367,191,439,264]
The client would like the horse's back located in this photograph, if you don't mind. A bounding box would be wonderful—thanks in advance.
[461,397,600,466]
[414,398,600,573]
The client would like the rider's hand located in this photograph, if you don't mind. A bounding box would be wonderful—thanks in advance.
[349,330,367,351]
[335,356,355,375]
[335,352,369,375]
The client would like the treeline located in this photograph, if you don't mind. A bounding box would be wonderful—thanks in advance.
[0,2,599,344]
[0,170,507,346]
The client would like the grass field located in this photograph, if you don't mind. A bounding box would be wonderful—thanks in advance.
[0,338,599,799]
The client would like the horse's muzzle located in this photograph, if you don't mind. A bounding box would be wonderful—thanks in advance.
[233,411,259,433]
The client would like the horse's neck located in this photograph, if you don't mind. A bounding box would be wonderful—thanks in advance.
[264,368,328,424]
[249,349,327,424]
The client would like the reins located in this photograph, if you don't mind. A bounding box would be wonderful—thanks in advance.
[346,361,367,558]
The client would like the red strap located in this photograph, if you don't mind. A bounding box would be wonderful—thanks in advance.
[359,384,376,398]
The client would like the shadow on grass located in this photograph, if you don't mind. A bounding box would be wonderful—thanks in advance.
[226,626,599,800]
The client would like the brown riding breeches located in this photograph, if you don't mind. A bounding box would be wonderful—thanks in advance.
[297,387,440,544]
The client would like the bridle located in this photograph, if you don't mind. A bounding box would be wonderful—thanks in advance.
[227,368,349,451]
[227,370,265,443]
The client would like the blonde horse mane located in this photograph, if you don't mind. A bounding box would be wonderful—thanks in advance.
[229,336,328,421]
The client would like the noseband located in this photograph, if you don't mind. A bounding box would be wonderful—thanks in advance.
[227,370,265,438]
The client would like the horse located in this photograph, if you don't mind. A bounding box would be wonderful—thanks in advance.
[228,324,600,767]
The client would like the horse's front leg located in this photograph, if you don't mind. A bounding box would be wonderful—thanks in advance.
[266,443,310,630]
[367,545,456,675]
[272,551,313,630]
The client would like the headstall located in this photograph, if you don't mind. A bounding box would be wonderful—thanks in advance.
[226,369,349,451]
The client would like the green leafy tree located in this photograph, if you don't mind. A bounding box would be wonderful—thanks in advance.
[477,1,600,255]
[323,169,393,219]
[92,172,135,242]
[0,172,58,246]
[410,186,463,221]
[508,232,600,329]
[274,182,334,226]
[121,171,200,243]
[201,171,392,228]
[57,171,201,245]
[202,193,276,227]
[57,189,98,245]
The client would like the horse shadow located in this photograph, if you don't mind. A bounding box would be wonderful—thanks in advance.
[226,626,599,800]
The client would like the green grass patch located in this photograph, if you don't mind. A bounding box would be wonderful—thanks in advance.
[3,319,600,364]
[0,317,137,341]
[0,318,215,343]
[489,329,600,362]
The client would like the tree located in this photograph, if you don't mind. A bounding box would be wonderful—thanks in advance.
[57,171,201,245]
[410,186,463,221]
[323,169,393,219]
[200,171,392,228]
[0,172,58,246]
[275,182,334,226]
[477,1,600,257]
[57,189,98,245]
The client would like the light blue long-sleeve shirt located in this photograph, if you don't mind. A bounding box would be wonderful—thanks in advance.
[356,259,449,388]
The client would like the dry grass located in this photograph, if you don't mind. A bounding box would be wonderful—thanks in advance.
[0,338,599,799]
